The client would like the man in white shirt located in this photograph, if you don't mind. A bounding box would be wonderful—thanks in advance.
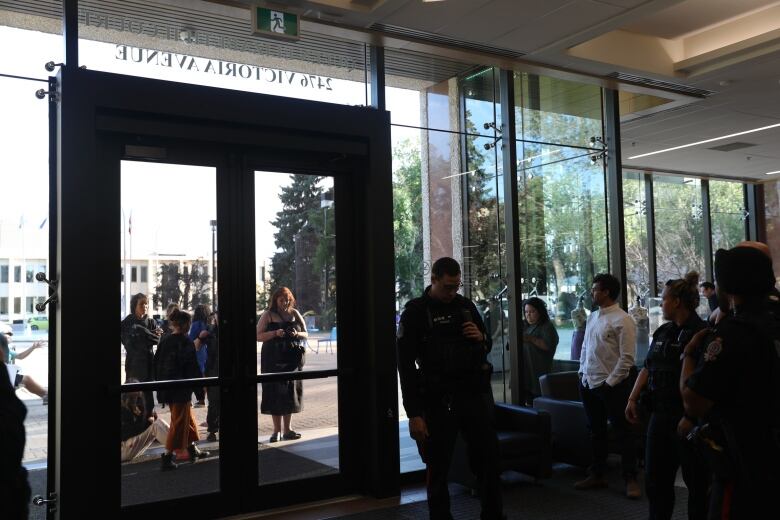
[575,273,641,498]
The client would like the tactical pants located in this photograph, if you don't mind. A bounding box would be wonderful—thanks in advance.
[422,391,503,520]
[579,378,638,478]
[645,412,708,520]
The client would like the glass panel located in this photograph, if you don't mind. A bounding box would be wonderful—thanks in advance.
[765,181,780,282]
[77,0,368,105]
[709,180,747,254]
[517,142,609,379]
[385,49,497,137]
[623,171,652,363]
[515,73,603,148]
[254,172,339,484]
[0,4,63,80]
[120,161,219,505]
[653,175,706,282]
[0,75,50,503]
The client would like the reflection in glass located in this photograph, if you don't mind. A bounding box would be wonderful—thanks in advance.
[709,180,746,255]
[120,162,219,505]
[254,172,339,484]
[653,175,706,283]
[517,144,608,363]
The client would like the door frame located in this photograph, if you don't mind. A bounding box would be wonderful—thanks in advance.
[56,67,398,519]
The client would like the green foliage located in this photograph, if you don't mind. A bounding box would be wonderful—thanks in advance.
[153,260,211,311]
[393,136,424,306]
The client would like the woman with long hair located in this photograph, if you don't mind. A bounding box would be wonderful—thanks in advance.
[521,297,559,404]
[256,287,308,443]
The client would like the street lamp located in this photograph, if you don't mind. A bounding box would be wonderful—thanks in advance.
[210,219,217,309]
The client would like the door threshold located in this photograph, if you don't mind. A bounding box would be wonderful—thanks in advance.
[222,484,427,520]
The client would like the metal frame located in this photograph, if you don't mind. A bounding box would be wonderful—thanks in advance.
[701,180,714,282]
[498,69,522,405]
[746,183,767,242]
[603,89,627,309]
[644,173,658,295]
[56,66,396,519]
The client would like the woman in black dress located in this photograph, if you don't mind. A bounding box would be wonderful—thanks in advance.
[256,287,308,443]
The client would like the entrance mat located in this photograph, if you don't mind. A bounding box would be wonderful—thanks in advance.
[337,465,690,520]
[120,446,337,507]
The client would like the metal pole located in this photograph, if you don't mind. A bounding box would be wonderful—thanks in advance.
[210,220,217,309]
[603,89,628,309]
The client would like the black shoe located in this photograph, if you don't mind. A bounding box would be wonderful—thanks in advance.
[188,442,210,462]
[206,432,217,442]
[282,430,301,440]
[161,452,178,471]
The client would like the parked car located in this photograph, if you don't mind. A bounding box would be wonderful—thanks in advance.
[27,316,49,331]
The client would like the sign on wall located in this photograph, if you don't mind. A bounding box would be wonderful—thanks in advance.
[252,5,300,41]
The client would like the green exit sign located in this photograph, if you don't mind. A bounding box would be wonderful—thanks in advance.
[252,5,300,41]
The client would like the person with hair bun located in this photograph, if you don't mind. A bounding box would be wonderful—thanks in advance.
[626,271,708,520]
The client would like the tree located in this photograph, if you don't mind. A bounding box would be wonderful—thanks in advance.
[393,137,424,307]
[270,175,322,300]
[153,263,181,310]
[152,260,211,311]
[184,260,211,309]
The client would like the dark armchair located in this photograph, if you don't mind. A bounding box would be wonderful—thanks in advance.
[449,402,552,489]
[532,371,593,467]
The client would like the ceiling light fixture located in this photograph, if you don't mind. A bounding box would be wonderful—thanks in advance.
[628,122,780,159]
[764,170,780,175]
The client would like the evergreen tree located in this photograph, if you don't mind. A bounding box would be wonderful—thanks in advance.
[270,175,322,307]
[393,137,424,306]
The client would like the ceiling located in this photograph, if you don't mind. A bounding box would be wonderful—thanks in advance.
[246,0,780,182]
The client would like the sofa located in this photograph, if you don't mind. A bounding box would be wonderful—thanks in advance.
[532,370,645,468]
[448,402,552,489]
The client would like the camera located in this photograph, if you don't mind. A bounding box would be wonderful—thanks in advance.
[283,323,297,337]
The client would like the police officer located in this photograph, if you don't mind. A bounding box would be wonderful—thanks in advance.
[626,272,708,520]
[681,246,779,519]
[397,257,503,520]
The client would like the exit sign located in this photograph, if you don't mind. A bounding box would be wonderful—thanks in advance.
[252,6,300,41]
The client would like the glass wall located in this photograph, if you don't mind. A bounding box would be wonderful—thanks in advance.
[623,171,650,304]
[515,73,608,378]
[709,180,747,255]
[765,181,780,283]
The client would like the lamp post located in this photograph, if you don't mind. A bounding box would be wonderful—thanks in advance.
[210,219,217,309]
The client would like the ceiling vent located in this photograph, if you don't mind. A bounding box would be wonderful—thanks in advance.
[604,72,716,98]
[708,142,757,152]
[369,23,526,59]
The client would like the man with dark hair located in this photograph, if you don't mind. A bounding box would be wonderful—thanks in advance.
[397,257,503,520]
[681,246,779,519]
[699,281,718,312]
[576,273,640,498]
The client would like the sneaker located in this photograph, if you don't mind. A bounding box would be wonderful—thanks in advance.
[269,432,280,443]
[206,432,217,442]
[574,474,608,490]
[188,442,210,462]
[282,430,301,440]
[625,477,641,499]
[161,452,178,471]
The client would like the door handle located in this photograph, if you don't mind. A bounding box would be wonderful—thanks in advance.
[35,272,59,311]
[33,492,58,513]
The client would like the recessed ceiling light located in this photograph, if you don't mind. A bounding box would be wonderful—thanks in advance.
[764,170,780,175]
[628,122,780,159]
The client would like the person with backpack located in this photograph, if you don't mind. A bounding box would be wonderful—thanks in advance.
[680,246,779,519]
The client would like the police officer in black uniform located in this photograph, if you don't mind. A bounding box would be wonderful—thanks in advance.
[626,272,708,520]
[681,246,779,519]
[397,257,503,520]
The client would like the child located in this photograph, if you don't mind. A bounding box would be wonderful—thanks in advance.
[153,309,209,470]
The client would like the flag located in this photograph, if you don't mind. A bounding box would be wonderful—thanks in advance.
[39,217,47,229]
[128,213,132,235]
[18,215,25,230]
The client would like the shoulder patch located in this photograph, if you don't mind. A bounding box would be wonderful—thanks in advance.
[704,337,723,362]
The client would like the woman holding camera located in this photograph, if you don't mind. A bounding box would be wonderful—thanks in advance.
[256,287,308,443]
[625,272,708,519]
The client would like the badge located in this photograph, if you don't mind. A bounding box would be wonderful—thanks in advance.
[704,337,723,362]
